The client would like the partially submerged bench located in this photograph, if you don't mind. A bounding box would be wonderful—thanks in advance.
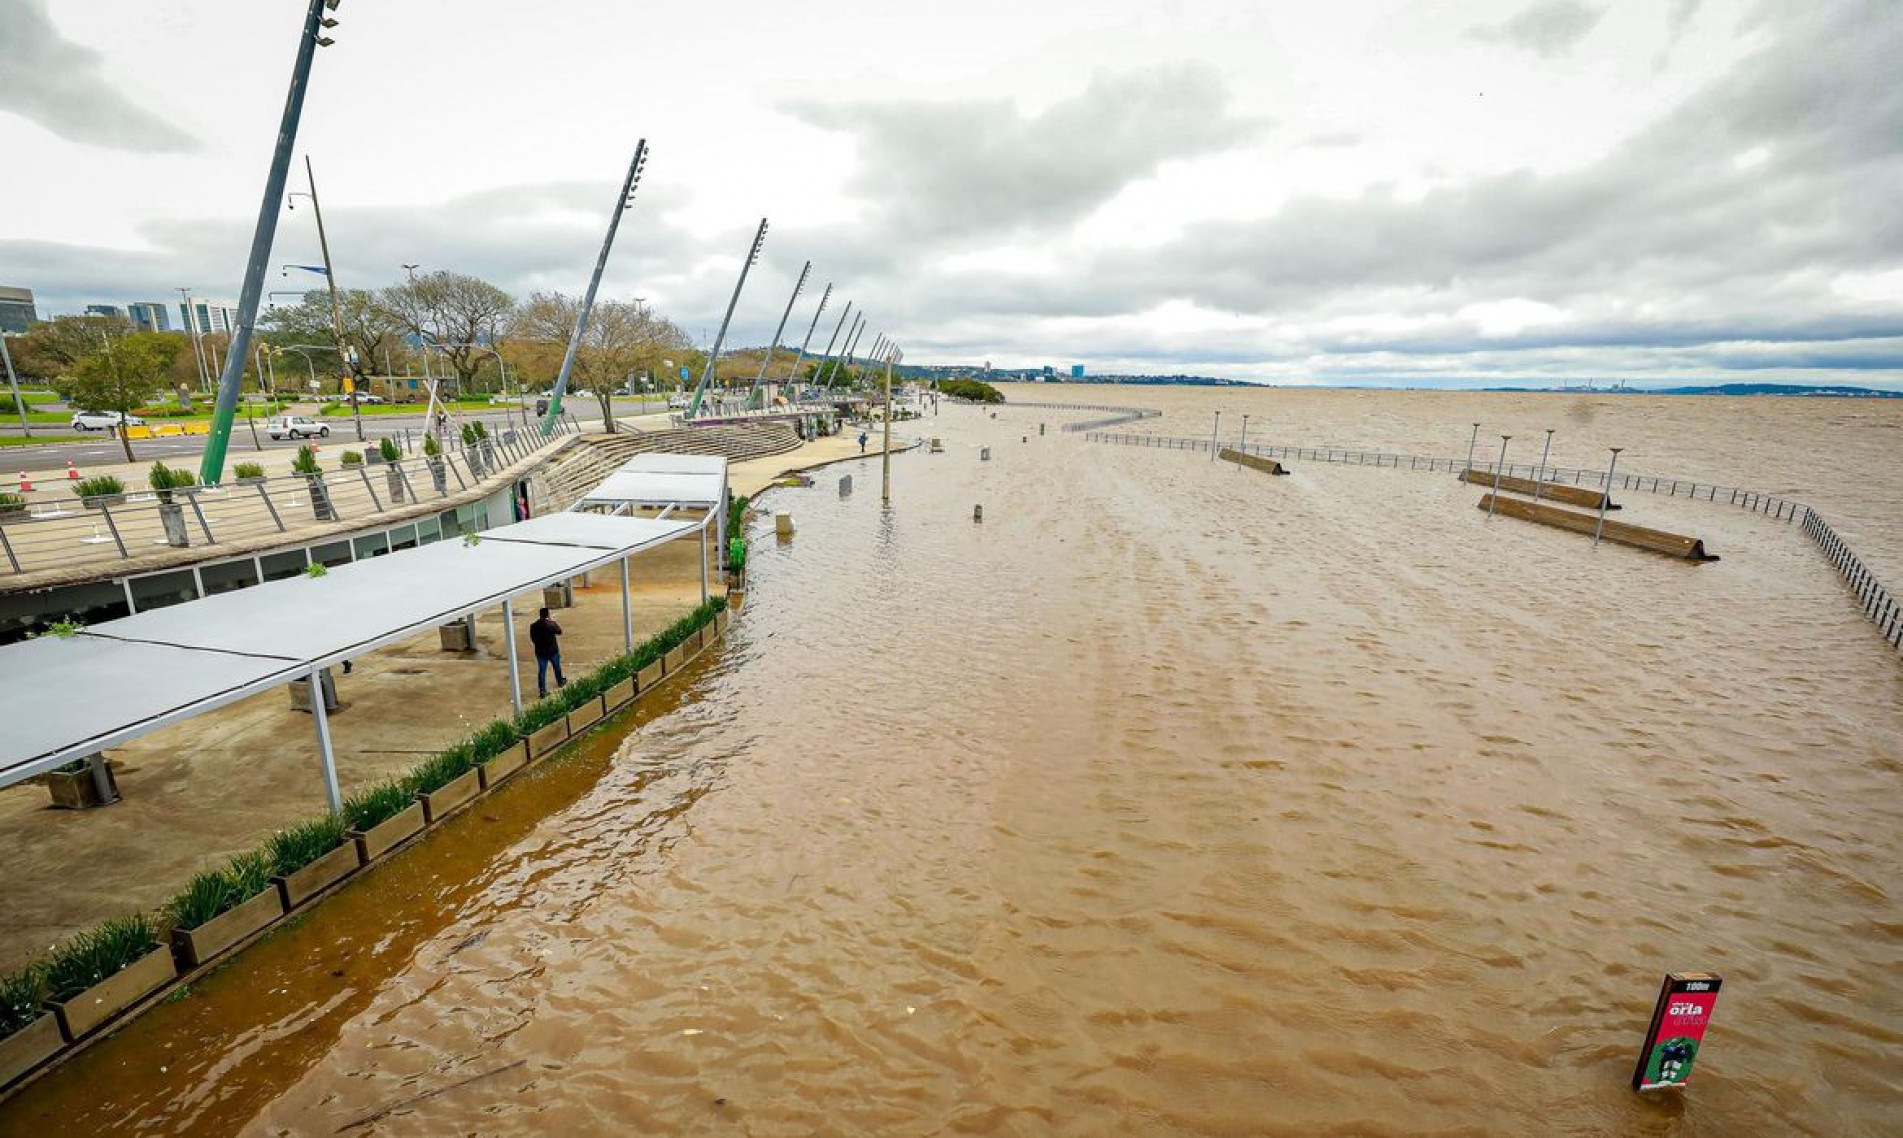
[1218,448,1289,475]
[1478,494,1717,561]
[1461,468,1615,510]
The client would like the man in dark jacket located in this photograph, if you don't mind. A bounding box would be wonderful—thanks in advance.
[529,607,566,697]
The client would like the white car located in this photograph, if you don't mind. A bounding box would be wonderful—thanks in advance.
[70,410,145,431]
[267,415,330,440]
[351,393,387,405]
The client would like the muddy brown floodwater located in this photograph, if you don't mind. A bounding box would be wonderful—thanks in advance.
[4,387,1901,1135]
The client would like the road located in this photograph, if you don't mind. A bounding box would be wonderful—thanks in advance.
[0,400,672,472]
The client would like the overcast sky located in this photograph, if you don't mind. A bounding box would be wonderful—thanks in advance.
[2,0,1899,387]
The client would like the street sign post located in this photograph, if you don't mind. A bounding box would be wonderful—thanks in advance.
[1632,973,1723,1091]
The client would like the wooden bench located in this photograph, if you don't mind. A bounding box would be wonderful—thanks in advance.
[1461,468,1614,510]
[1478,494,1716,561]
[1218,448,1289,475]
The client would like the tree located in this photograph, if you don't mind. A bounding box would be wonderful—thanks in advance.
[375,272,514,394]
[9,314,134,390]
[66,333,180,461]
[264,287,406,388]
[510,293,690,432]
[806,359,861,388]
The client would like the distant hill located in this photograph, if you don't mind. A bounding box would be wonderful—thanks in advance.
[1478,382,1903,397]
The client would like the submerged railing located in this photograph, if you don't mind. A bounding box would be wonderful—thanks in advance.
[1085,429,1901,655]
[0,413,581,577]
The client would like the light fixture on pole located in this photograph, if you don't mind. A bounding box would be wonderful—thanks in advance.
[1465,422,1480,474]
[1489,436,1511,518]
[1533,428,1555,501]
[688,215,768,419]
[1594,448,1624,547]
[544,141,648,434]
[751,260,811,405]
[198,0,344,489]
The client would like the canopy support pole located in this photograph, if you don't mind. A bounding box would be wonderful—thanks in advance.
[699,523,709,604]
[620,557,634,653]
[502,599,524,717]
[308,667,342,814]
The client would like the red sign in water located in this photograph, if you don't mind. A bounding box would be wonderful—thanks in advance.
[1632,972,1723,1091]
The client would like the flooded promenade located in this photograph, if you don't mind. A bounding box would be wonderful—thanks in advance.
[4,388,1901,1134]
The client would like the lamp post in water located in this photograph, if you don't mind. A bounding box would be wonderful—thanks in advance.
[1238,413,1249,455]
[1533,428,1555,500]
[882,345,899,507]
[1465,422,1480,475]
[1211,411,1220,460]
[1488,436,1511,518]
[1594,447,1624,547]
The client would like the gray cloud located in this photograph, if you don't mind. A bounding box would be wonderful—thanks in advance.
[785,65,1267,244]
[1470,0,1607,57]
[0,0,198,153]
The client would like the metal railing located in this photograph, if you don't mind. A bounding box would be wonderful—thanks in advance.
[0,413,581,577]
[1085,429,1901,654]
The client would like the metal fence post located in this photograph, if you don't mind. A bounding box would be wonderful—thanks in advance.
[255,481,286,532]
[96,502,130,558]
[0,525,18,573]
[186,493,217,544]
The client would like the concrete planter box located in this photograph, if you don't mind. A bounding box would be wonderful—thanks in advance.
[45,760,116,809]
[47,947,175,1042]
[427,457,447,493]
[273,842,363,909]
[664,645,686,674]
[170,887,284,969]
[419,768,481,823]
[528,718,569,759]
[717,608,730,633]
[157,501,189,548]
[350,802,426,863]
[438,618,476,652]
[80,493,127,510]
[605,676,637,711]
[289,669,339,713]
[568,697,604,735]
[542,582,573,610]
[637,662,662,690]
[384,468,405,504]
[0,1016,63,1089]
[478,745,529,789]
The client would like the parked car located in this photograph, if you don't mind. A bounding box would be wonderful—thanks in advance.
[352,392,387,405]
[267,415,330,440]
[70,410,146,431]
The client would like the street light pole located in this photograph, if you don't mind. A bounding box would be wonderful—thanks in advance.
[688,216,769,420]
[1533,428,1555,501]
[547,141,648,436]
[1465,422,1480,474]
[1594,448,1624,547]
[751,259,810,405]
[1489,436,1511,518]
[290,154,364,441]
[882,345,898,507]
[1210,411,1220,460]
[198,0,341,487]
[784,282,831,399]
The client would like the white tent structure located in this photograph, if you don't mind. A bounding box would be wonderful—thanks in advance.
[574,453,730,600]
[0,511,701,808]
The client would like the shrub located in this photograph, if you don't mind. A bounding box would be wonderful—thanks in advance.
[403,743,477,797]
[728,537,747,572]
[291,444,321,476]
[148,461,195,495]
[936,378,1004,404]
[378,437,401,462]
[423,433,442,458]
[262,813,347,878]
[470,421,489,440]
[0,492,25,511]
[339,450,364,466]
[0,965,48,1038]
[460,422,477,445]
[75,475,125,498]
[467,719,520,764]
[341,780,415,833]
[164,852,272,930]
[727,493,749,538]
[233,461,266,480]
[44,914,160,1002]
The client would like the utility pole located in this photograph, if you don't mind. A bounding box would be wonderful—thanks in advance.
[882,345,898,507]
[784,282,831,400]
[750,259,810,406]
[547,141,648,436]
[198,0,341,488]
[293,155,364,441]
[688,217,769,420]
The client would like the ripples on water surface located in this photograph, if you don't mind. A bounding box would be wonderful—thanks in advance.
[6,389,1902,1136]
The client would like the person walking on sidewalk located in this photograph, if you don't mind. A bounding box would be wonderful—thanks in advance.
[530,607,567,698]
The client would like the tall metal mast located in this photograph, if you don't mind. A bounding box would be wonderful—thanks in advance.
[750,260,810,404]
[545,140,649,436]
[687,217,768,419]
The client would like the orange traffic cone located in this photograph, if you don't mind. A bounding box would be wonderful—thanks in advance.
[65,460,78,481]
[17,471,32,492]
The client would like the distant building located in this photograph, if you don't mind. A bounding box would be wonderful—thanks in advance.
[85,304,125,320]
[1071,364,1086,379]
[179,299,240,336]
[0,286,36,334]
[128,302,172,333]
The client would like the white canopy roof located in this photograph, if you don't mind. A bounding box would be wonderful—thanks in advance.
[0,512,697,787]
[577,453,728,511]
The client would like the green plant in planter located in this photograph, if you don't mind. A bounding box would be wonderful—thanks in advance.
[461,532,481,547]
[233,461,266,480]
[0,491,25,513]
[305,563,328,579]
[0,964,48,1039]
[460,422,478,446]
[291,445,321,476]
[342,780,415,833]
[422,432,442,458]
[403,742,478,796]
[728,537,747,572]
[470,421,489,441]
[45,914,160,1002]
[728,493,749,537]
[148,460,196,500]
[164,852,272,930]
[37,618,84,639]
[378,437,401,462]
[468,719,520,764]
[263,813,348,878]
[74,474,125,499]
[339,450,364,466]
